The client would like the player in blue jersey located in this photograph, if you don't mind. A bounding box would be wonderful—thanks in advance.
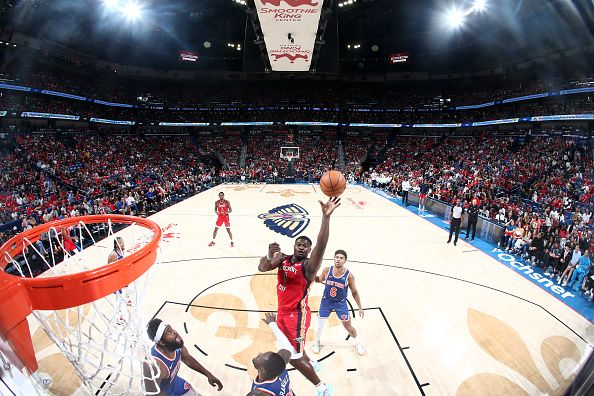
[144,319,223,395]
[312,250,365,356]
[248,313,295,396]
[107,237,125,264]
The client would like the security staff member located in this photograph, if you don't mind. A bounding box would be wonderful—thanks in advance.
[447,198,464,246]
[465,199,480,241]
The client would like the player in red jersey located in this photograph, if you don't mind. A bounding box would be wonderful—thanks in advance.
[258,197,340,396]
[209,192,234,247]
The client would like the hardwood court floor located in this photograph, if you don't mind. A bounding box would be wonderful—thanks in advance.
[28,184,594,396]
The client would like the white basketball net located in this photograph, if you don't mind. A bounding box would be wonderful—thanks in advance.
[2,219,162,395]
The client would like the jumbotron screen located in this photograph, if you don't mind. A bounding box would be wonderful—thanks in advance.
[179,51,199,62]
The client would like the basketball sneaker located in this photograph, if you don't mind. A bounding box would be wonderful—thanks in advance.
[355,343,365,356]
[316,383,334,396]
[208,241,215,247]
[311,342,320,354]
[230,242,234,247]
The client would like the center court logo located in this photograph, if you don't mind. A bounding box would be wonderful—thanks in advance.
[260,0,318,6]
[258,203,310,238]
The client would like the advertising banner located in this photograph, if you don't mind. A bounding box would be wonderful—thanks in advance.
[255,0,323,71]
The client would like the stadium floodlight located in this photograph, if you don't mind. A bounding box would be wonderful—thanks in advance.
[122,1,142,21]
[103,0,118,7]
[445,8,465,28]
[472,0,487,12]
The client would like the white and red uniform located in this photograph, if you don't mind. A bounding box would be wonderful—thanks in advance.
[215,199,230,227]
[277,255,312,354]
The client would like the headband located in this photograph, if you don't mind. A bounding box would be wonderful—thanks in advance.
[153,322,167,343]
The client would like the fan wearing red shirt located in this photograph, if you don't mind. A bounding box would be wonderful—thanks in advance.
[258,197,340,396]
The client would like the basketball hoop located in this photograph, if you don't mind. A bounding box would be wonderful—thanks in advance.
[0,214,163,395]
[287,152,294,162]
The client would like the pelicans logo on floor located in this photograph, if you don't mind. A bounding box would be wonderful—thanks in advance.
[258,204,310,238]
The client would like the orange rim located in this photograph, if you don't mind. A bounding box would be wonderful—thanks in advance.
[0,214,161,374]
[0,214,162,310]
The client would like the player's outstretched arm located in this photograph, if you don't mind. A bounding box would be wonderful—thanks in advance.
[143,360,167,396]
[214,201,218,214]
[306,197,340,280]
[315,267,330,283]
[262,313,297,356]
[349,273,364,318]
[180,346,223,391]
[227,200,232,213]
[258,242,285,272]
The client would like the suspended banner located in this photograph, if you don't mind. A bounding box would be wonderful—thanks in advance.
[255,0,323,71]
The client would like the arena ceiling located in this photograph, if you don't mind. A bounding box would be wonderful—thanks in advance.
[0,0,593,73]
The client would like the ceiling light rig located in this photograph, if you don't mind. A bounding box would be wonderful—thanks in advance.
[338,0,357,8]
[443,0,488,29]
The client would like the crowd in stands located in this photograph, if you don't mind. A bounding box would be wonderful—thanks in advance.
[0,133,217,246]
[3,68,593,109]
[3,128,594,300]
[2,89,591,125]
[0,67,592,128]
[1,66,594,300]
[359,133,594,299]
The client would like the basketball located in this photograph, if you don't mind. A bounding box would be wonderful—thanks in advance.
[319,170,347,197]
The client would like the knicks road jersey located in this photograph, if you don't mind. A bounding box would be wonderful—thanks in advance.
[150,346,182,394]
[251,370,294,396]
[323,267,349,302]
[216,200,229,215]
[277,256,311,313]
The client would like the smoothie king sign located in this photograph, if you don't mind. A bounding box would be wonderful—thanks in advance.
[256,0,323,71]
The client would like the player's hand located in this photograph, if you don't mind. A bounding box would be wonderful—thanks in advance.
[207,374,223,391]
[262,312,277,325]
[319,197,341,217]
[359,308,364,318]
[268,242,281,258]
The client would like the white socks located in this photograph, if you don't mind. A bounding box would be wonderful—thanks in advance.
[315,317,327,344]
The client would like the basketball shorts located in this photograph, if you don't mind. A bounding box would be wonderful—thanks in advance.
[318,298,350,321]
[419,193,427,199]
[162,375,193,396]
[277,308,311,356]
[215,214,230,228]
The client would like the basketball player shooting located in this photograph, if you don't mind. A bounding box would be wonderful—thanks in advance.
[258,197,340,396]
[209,191,234,247]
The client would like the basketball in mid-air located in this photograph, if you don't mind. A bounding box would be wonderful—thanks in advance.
[319,170,347,197]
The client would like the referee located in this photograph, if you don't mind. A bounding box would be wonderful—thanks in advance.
[447,198,464,246]
[465,199,480,241]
